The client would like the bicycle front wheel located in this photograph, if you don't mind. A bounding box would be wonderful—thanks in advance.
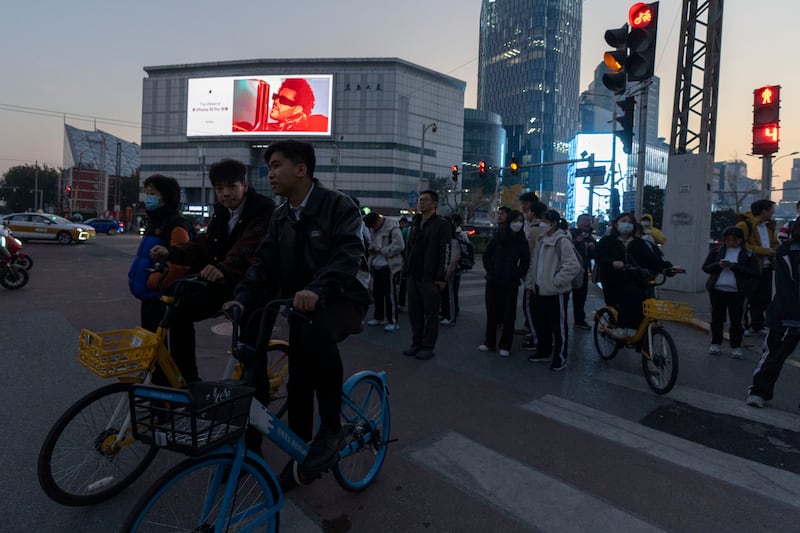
[642,327,679,394]
[593,307,621,361]
[37,382,158,506]
[123,453,280,532]
[334,374,390,492]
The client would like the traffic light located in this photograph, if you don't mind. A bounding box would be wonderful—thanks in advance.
[478,161,486,176]
[65,185,72,199]
[626,2,659,82]
[451,165,459,181]
[510,158,519,175]
[752,85,781,155]
[615,96,636,155]
[602,24,629,95]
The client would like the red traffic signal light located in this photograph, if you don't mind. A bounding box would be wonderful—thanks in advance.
[752,85,781,155]
[478,161,486,176]
[451,165,459,181]
[626,2,659,81]
[65,185,72,198]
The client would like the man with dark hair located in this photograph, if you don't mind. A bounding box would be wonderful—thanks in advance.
[736,198,778,335]
[402,190,452,360]
[150,158,275,382]
[268,78,329,132]
[226,140,369,483]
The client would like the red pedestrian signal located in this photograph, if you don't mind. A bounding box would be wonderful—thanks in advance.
[65,185,72,199]
[451,165,459,181]
[478,161,486,176]
[752,85,781,155]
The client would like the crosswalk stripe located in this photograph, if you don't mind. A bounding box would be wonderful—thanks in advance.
[522,395,800,510]
[406,431,666,532]
[596,368,800,432]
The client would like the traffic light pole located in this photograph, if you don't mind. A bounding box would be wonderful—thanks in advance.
[761,154,773,197]
[634,83,649,219]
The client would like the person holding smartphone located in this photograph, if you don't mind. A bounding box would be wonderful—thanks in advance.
[701,226,759,358]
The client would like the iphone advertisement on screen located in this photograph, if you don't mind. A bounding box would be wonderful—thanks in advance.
[186,74,333,137]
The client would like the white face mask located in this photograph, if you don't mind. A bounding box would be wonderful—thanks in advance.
[617,222,634,235]
[510,221,524,232]
[642,220,650,227]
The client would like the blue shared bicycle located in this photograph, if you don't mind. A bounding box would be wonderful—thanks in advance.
[121,299,391,532]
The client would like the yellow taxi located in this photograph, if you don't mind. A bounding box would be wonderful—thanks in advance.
[0,213,96,244]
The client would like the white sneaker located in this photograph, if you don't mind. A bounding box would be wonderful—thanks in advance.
[367,319,387,326]
[745,394,765,408]
[439,318,451,325]
[708,344,721,355]
[499,349,510,357]
[610,328,629,340]
[478,344,492,352]
[384,323,400,332]
[730,347,743,359]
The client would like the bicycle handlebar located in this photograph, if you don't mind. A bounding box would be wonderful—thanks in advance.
[621,265,685,286]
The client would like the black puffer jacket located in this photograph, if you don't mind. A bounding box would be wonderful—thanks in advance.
[482,228,530,289]
[234,180,369,309]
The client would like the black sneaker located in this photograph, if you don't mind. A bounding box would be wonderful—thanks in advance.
[300,427,345,473]
[403,345,422,357]
[279,460,320,493]
[550,360,568,372]
[522,339,537,351]
[416,349,435,360]
[528,353,550,363]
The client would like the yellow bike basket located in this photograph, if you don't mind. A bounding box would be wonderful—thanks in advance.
[642,299,693,323]
[78,327,159,377]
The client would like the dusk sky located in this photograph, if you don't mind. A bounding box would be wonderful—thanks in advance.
[1,1,796,199]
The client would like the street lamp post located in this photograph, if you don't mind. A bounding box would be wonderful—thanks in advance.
[418,122,437,197]
[762,150,800,198]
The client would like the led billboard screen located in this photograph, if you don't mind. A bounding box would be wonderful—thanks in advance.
[186,75,333,137]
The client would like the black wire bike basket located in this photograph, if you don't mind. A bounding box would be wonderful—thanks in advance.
[130,381,255,456]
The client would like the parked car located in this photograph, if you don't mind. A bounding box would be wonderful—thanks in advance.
[84,218,125,235]
[0,213,96,244]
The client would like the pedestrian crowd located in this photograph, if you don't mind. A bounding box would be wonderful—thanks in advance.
[126,142,800,485]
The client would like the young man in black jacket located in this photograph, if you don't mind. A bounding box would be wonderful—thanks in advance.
[402,190,452,360]
[149,159,275,382]
[225,140,369,482]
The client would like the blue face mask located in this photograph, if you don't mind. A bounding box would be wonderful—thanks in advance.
[144,194,161,211]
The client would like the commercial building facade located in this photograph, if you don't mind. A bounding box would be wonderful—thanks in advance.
[141,58,465,216]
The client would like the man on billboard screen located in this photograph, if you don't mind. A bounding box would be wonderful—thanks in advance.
[267,78,329,133]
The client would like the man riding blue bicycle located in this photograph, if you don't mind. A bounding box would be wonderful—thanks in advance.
[224,140,369,489]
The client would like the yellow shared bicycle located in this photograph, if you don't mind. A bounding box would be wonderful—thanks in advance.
[593,267,693,395]
[36,276,290,506]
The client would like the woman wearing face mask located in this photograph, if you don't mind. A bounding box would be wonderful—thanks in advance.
[128,174,192,333]
[594,212,670,339]
[479,210,530,357]
[525,210,581,371]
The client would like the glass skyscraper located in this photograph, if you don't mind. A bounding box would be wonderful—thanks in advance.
[478,0,582,213]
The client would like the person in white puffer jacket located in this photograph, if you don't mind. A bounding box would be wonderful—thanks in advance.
[525,209,581,371]
[364,212,405,331]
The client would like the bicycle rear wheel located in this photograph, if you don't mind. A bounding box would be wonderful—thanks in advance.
[37,382,158,505]
[642,327,679,394]
[593,307,621,361]
[123,452,280,532]
[266,343,289,419]
[334,374,390,492]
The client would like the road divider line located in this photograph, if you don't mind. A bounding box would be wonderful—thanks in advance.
[406,431,665,532]
[522,395,800,509]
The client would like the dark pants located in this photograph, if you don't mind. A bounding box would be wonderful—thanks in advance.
[751,327,800,401]
[407,278,442,350]
[483,282,517,350]
[531,292,569,366]
[602,280,645,329]
[371,266,398,324]
[287,298,366,442]
[440,273,461,322]
[570,271,589,323]
[168,282,233,383]
[140,298,165,334]
[709,290,745,348]
[748,266,773,331]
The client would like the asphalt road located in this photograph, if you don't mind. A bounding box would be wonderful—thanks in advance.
[2,234,800,532]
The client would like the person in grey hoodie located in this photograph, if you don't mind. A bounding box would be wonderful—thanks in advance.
[525,210,581,371]
[364,212,405,331]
